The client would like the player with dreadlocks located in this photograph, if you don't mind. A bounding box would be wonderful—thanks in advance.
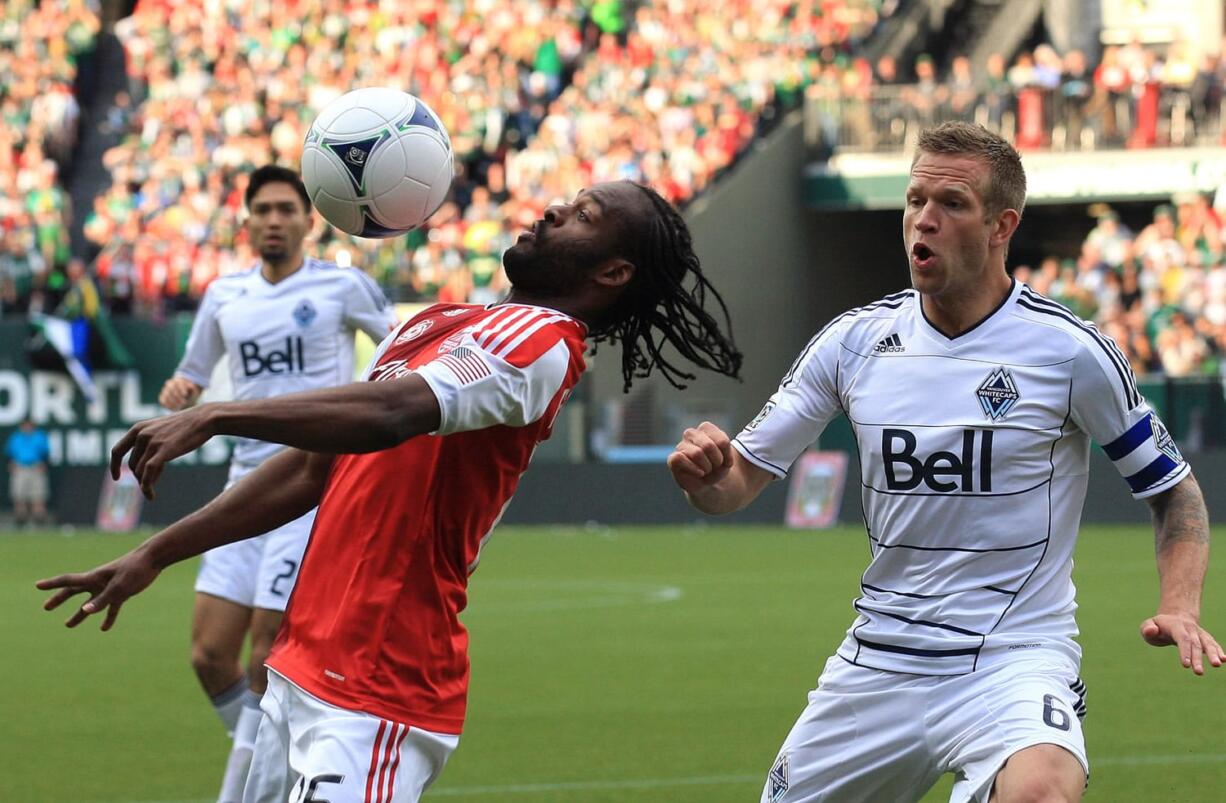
[39,180,741,802]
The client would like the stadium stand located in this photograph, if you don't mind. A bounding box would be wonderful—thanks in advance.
[55,0,883,314]
[4,0,1225,383]
[0,0,99,317]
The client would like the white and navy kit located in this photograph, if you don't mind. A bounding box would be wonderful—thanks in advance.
[176,258,397,466]
[176,258,397,611]
[737,280,1187,802]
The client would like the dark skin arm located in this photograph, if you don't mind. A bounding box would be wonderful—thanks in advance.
[1140,473,1224,675]
[37,375,441,630]
[113,374,441,499]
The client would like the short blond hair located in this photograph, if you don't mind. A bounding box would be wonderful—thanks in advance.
[914,122,1027,218]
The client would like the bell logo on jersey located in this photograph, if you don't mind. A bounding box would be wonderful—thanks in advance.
[882,428,994,493]
[240,337,305,377]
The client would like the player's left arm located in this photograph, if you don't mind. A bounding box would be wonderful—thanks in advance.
[1141,473,1224,674]
[111,375,442,498]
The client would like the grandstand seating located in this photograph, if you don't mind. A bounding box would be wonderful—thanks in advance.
[3,1,1225,380]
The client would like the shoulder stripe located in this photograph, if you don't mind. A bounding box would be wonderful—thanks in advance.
[478,308,545,350]
[493,315,573,360]
[1016,292,1139,408]
[474,307,534,341]
[1019,289,1137,403]
[781,293,910,388]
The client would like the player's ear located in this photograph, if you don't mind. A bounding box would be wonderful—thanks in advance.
[989,208,1021,248]
[593,258,635,289]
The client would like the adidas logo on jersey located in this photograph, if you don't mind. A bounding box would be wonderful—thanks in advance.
[874,333,905,353]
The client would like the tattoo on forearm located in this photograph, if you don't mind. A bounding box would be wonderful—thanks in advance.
[1150,479,1211,549]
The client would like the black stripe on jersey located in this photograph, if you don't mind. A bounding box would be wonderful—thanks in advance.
[872,536,1048,554]
[862,477,1051,497]
[984,381,1071,646]
[781,291,911,387]
[854,601,984,637]
[854,636,982,658]
[731,438,787,476]
[1017,291,1139,409]
[861,582,1018,599]
[861,582,939,599]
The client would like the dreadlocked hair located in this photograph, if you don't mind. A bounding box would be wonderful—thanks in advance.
[589,184,743,391]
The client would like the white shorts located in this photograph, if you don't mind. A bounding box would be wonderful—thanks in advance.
[761,652,1089,803]
[194,463,317,612]
[243,671,459,803]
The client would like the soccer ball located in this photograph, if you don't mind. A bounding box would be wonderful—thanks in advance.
[301,87,454,238]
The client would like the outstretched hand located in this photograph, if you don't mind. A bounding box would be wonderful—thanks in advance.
[1140,613,1225,675]
[36,550,162,631]
[110,407,214,499]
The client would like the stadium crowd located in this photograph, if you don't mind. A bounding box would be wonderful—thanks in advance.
[0,0,99,317]
[810,39,1226,153]
[63,0,881,317]
[1016,195,1226,380]
[6,0,1226,384]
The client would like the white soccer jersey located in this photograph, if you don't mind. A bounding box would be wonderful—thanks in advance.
[734,280,1189,675]
[175,258,397,466]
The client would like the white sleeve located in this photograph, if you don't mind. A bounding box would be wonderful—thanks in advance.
[343,269,397,341]
[175,286,226,387]
[415,338,572,435]
[732,322,845,478]
[1070,336,1190,499]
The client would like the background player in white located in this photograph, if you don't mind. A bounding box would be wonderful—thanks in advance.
[668,122,1222,803]
[156,165,397,803]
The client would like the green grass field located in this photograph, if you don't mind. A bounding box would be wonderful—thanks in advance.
[4,524,1224,802]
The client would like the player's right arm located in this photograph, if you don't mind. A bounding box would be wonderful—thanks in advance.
[668,422,773,515]
[670,320,846,515]
[161,282,227,410]
[37,447,333,630]
[158,376,203,410]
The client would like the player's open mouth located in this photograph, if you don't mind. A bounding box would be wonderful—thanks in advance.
[911,243,935,268]
[517,221,543,243]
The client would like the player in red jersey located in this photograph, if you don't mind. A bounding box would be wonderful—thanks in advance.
[37,180,741,802]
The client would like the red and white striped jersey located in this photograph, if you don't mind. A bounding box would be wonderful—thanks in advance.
[266,302,587,734]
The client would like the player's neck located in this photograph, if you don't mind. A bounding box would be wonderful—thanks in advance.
[260,253,306,284]
[921,271,1013,338]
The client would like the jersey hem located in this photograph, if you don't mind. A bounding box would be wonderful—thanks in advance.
[731,438,787,478]
[266,660,466,735]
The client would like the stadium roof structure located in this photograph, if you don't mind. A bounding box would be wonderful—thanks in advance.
[805,147,1226,210]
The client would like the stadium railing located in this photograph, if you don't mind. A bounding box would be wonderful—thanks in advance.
[808,84,1223,154]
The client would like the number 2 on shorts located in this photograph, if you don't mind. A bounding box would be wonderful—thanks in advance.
[270,559,298,598]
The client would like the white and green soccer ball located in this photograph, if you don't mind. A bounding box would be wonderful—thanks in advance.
[302,87,454,238]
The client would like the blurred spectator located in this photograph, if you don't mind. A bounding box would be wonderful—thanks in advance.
[1024,197,1226,381]
[0,0,98,302]
[5,418,51,527]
